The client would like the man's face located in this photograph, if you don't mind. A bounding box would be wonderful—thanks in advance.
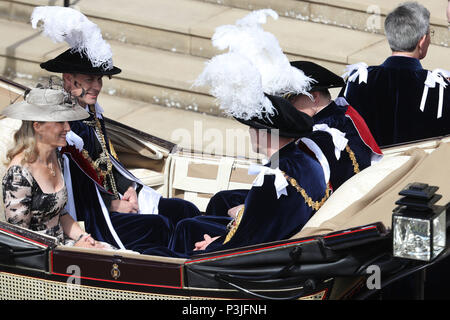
[65,73,103,106]
[289,94,315,113]
[419,32,431,60]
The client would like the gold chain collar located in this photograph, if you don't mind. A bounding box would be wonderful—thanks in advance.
[83,106,119,199]
[223,171,331,244]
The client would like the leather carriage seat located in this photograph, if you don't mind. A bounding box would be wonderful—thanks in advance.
[295,138,450,239]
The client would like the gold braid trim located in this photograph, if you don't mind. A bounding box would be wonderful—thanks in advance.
[109,140,119,161]
[222,172,331,244]
[84,106,119,199]
[282,172,331,211]
[223,206,245,244]
[345,145,360,174]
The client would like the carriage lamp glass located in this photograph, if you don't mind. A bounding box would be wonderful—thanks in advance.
[393,208,446,261]
[392,183,447,262]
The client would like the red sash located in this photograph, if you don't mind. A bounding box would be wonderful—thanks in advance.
[345,105,382,155]
[61,145,104,187]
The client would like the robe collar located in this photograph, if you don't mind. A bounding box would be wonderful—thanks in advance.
[313,100,345,121]
[267,141,297,169]
[380,56,423,71]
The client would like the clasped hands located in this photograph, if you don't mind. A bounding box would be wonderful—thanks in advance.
[74,233,107,249]
[110,186,139,213]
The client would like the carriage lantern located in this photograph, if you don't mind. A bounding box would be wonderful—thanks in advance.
[392,183,447,261]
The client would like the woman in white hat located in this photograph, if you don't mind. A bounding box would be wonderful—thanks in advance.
[2,87,106,248]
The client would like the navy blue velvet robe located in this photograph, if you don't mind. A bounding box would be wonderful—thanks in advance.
[64,112,199,252]
[343,56,450,147]
[204,101,381,213]
[309,100,381,190]
[167,141,327,257]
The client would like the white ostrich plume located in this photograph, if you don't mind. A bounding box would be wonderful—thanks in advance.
[212,9,313,96]
[31,6,113,71]
[193,52,274,121]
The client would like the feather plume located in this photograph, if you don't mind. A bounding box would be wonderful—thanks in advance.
[212,9,313,96]
[193,52,274,120]
[31,6,113,71]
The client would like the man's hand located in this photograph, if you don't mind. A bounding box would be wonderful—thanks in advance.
[110,187,139,213]
[227,204,244,219]
[123,186,139,209]
[194,234,220,251]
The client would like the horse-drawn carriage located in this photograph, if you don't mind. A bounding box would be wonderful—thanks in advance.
[1,76,449,300]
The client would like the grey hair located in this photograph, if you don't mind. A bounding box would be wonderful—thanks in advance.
[384,2,430,52]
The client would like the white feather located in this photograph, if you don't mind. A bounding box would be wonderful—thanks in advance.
[193,52,274,120]
[31,6,113,71]
[212,9,313,96]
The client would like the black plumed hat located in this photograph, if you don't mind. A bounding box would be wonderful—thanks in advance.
[41,49,122,76]
[236,94,313,138]
[290,61,344,91]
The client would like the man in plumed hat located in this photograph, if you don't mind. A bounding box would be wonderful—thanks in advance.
[167,94,330,256]
[286,61,382,190]
[204,61,382,219]
[342,2,450,147]
[152,52,330,257]
[34,6,200,252]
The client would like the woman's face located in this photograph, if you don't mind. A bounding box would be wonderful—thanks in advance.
[34,121,71,148]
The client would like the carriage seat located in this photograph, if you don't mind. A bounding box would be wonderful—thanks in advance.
[295,138,450,239]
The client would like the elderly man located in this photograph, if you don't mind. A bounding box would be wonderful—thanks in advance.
[343,1,450,147]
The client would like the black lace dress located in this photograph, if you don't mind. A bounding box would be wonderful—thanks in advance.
[2,158,68,244]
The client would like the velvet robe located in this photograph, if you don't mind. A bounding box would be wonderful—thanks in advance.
[343,56,450,147]
[63,109,200,252]
[167,141,327,257]
[308,100,382,190]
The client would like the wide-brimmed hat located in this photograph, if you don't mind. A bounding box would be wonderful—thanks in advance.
[31,6,121,76]
[1,88,90,122]
[194,51,313,138]
[40,49,121,76]
[290,61,345,91]
[236,94,313,138]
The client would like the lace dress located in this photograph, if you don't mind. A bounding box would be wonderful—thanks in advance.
[2,160,68,244]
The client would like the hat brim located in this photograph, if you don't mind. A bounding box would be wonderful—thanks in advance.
[2,101,90,122]
[290,61,345,91]
[40,60,122,76]
[40,49,122,76]
[234,117,311,138]
[232,94,313,138]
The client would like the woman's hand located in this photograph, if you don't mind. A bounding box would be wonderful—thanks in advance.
[74,234,106,249]
[194,234,219,251]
